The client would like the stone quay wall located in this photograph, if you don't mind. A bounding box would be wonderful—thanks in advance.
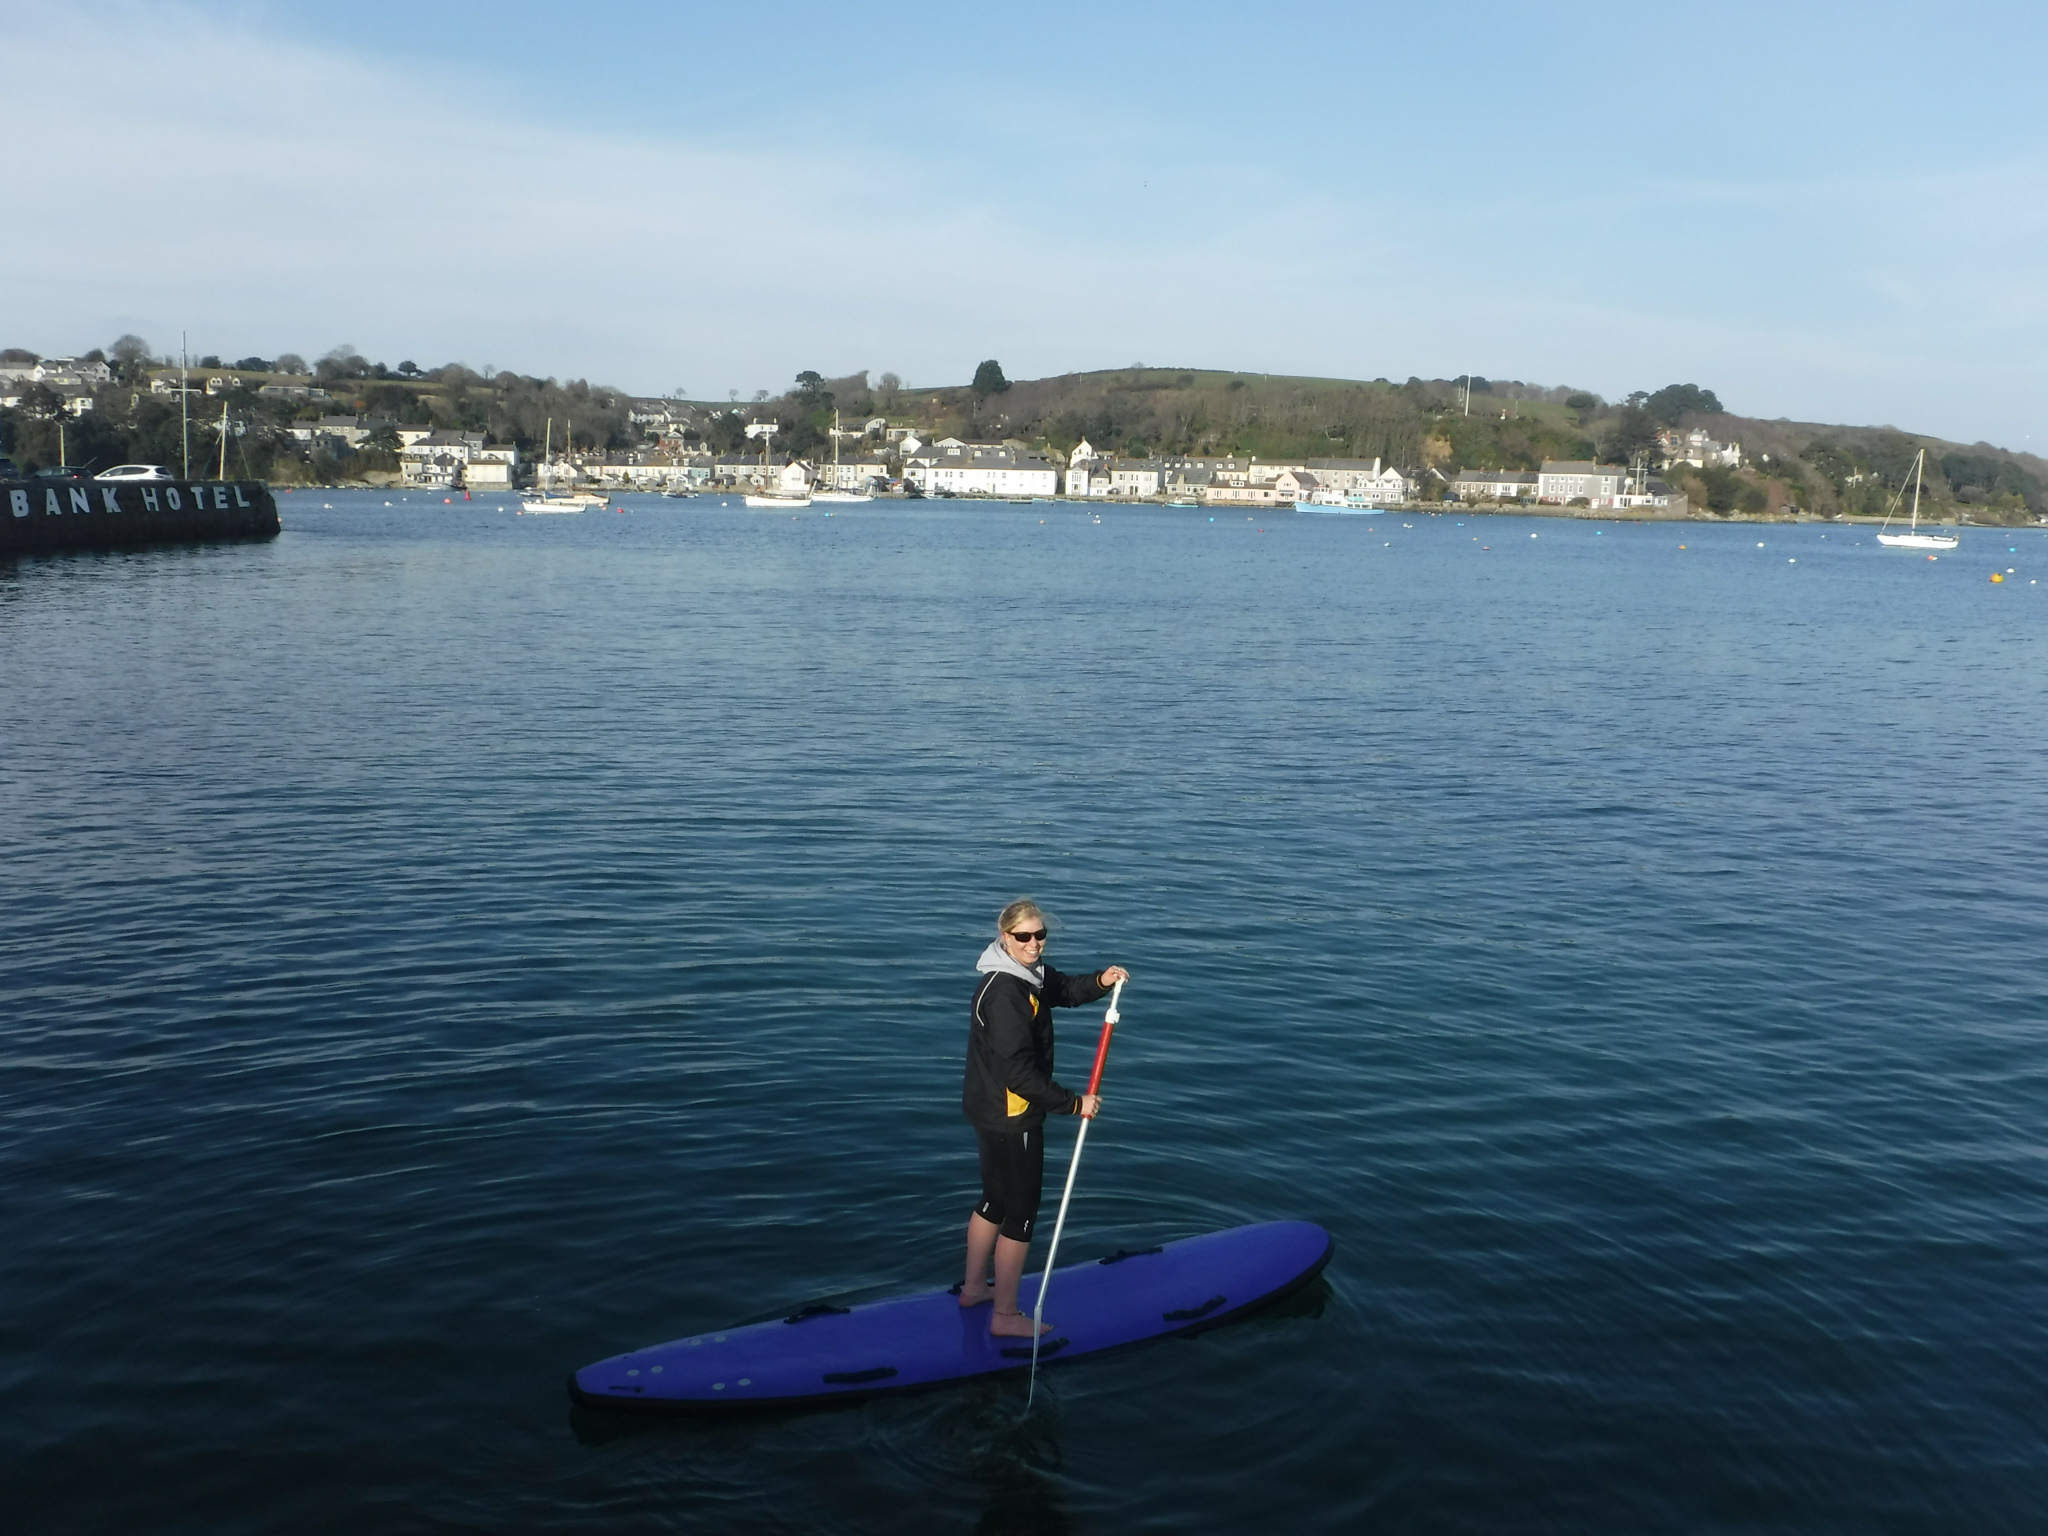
[2,479,279,555]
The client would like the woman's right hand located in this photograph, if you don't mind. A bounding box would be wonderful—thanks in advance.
[1078,1094,1103,1118]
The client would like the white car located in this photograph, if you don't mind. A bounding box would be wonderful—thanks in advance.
[96,464,178,482]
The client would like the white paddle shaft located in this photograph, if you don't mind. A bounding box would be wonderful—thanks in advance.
[1025,978,1122,1411]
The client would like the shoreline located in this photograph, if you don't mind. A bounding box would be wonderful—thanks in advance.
[269,484,2042,531]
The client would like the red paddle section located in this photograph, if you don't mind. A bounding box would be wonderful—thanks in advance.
[1084,1015,1116,1097]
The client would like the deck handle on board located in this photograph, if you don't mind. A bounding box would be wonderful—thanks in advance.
[821,1366,898,1384]
[1162,1295,1227,1323]
[784,1303,852,1324]
[1098,1246,1163,1265]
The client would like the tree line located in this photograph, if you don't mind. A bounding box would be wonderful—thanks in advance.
[0,337,650,481]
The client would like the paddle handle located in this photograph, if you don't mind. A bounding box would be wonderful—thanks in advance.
[1084,979,1123,1097]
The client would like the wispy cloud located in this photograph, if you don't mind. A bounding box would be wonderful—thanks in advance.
[4,1,2042,448]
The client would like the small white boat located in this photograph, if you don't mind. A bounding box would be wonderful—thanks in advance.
[521,490,606,513]
[1876,450,1957,550]
[745,494,812,509]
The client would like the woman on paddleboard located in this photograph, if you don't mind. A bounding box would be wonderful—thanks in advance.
[962,899,1129,1338]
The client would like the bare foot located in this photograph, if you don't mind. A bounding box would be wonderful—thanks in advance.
[989,1308,1053,1338]
[957,1280,994,1308]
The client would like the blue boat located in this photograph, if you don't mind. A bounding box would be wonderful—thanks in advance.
[1298,492,1387,515]
[569,1220,1332,1413]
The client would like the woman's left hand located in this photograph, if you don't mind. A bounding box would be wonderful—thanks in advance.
[1100,966,1130,987]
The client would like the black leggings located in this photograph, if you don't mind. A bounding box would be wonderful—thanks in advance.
[973,1125,1044,1243]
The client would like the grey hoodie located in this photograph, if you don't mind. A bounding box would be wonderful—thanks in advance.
[975,939,1044,989]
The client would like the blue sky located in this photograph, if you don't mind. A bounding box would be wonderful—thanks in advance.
[7,0,2044,447]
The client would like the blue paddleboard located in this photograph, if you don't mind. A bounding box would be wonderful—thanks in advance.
[569,1219,1332,1413]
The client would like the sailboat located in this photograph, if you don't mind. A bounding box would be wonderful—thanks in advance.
[812,410,873,503]
[743,470,812,509]
[1876,450,1957,550]
[742,425,811,507]
[521,418,607,513]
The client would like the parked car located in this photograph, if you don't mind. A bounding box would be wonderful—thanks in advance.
[0,457,21,480]
[33,465,94,480]
[95,464,177,482]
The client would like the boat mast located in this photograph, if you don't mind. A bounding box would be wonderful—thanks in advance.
[217,400,230,479]
[1909,449,1924,532]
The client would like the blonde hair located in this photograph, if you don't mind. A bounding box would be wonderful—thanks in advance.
[998,898,1048,936]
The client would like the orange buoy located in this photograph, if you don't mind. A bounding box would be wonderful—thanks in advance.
[1991,573,2004,583]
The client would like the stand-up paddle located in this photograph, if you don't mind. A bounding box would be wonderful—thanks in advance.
[1025,977,1122,1412]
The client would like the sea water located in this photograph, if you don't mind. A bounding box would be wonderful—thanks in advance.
[3,496,2045,1533]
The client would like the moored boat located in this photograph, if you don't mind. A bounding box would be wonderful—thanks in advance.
[1299,491,1386,515]
[521,418,606,512]
[1875,450,1957,550]
[521,490,606,513]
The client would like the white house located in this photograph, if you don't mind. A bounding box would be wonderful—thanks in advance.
[1658,428,1742,469]
[41,358,113,384]
[289,416,393,450]
[1111,459,1164,497]
[7,357,114,387]
[1065,439,1110,497]
[1067,462,1112,497]
[1152,455,1254,486]
[464,446,520,487]
[818,456,889,491]
[712,453,772,486]
[1305,458,1400,495]
[400,430,489,487]
[1294,461,1413,504]
[905,442,1059,497]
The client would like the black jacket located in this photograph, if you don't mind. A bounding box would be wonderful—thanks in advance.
[963,963,1112,1132]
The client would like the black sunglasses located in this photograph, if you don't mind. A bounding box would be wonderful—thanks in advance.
[1007,929,1048,944]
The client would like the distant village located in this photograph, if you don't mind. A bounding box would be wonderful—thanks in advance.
[377,406,1742,516]
[4,353,1743,515]
[254,398,1742,517]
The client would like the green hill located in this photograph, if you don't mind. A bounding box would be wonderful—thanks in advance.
[864,366,2043,524]
[5,341,2039,524]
